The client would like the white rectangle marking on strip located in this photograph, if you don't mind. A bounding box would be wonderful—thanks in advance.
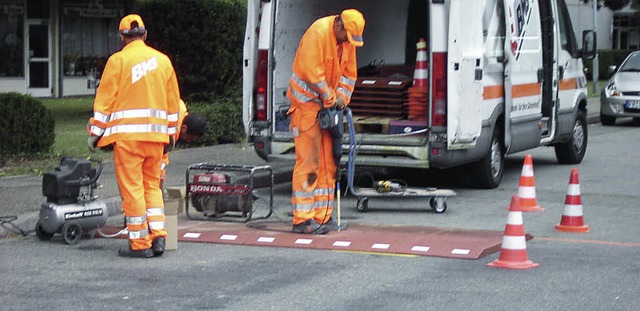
[333,241,352,247]
[183,232,201,238]
[257,237,275,243]
[388,81,402,86]
[372,243,390,250]
[451,249,471,255]
[411,246,431,252]
[295,239,313,245]
[220,234,238,241]
[362,80,376,85]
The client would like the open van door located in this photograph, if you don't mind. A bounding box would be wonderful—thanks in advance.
[447,0,485,149]
[502,0,543,152]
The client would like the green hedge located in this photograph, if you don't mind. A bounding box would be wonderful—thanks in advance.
[183,98,244,146]
[0,93,55,158]
[584,49,634,80]
[137,0,246,102]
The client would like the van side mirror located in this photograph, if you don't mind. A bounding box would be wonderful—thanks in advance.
[582,30,596,60]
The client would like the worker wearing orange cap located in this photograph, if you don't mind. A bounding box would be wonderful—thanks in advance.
[87,14,181,258]
[287,9,365,234]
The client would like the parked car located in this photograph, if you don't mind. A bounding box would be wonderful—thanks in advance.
[600,51,640,125]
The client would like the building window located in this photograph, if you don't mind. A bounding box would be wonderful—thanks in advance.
[0,2,24,77]
[61,1,124,77]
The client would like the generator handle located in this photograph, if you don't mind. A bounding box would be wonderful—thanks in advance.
[64,158,103,187]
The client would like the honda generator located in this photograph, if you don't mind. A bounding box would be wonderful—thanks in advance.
[35,157,108,244]
[185,163,274,222]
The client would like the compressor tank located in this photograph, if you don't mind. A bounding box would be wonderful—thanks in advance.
[38,200,108,234]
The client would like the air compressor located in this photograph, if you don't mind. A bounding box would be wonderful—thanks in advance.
[35,157,109,244]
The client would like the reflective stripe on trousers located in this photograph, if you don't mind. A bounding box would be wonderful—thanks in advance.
[114,140,167,250]
[290,107,337,225]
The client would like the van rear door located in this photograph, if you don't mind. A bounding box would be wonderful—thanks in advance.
[502,0,543,152]
[447,0,485,149]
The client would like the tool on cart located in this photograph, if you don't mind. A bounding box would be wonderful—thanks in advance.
[35,157,109,244]
[344,108,456,212]
[185,163,273,222]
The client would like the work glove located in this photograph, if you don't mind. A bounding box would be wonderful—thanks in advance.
[87,136,99,152]
[163,136,175,154]
[334,97,346,110]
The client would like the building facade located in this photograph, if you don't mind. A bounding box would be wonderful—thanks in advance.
[0,0,128,97]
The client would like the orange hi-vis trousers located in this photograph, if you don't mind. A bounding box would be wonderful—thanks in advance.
[114,141,167,250]
[290,105,336,225]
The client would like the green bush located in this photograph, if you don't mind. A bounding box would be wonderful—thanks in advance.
[137,0,246,102]
[184,98,245,146]
[0,92,55,158]
[584,49,634,80]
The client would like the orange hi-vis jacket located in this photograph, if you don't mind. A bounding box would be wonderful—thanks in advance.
[160,99,188,180]
[287,15,358,111]
[89,40,180,147]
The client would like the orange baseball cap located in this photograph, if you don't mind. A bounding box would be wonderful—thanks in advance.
[119,14,146,35]
[341,9,365,47]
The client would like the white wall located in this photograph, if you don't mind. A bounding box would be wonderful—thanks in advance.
[0,78,25,93]
[567,0,613,49]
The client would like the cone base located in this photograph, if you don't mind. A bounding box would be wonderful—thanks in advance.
[555,224,589,233]
[520,205,544,212]
[487,259,539,270]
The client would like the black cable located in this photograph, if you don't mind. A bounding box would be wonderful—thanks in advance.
[0,216,33,237]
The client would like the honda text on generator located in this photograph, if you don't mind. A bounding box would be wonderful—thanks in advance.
[35,158,109,245]
[243,0,597,189]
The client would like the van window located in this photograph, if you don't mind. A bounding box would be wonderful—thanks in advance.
[556,0,578,55]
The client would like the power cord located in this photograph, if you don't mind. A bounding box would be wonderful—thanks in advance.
[1,215,33,237]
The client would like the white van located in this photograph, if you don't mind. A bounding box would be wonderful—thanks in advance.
[242,0,596,188]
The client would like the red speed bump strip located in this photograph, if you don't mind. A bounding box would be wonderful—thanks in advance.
[165,220,524,260]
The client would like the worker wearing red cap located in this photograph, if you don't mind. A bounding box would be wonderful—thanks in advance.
[87,14,180,258]
[287,9,365,234]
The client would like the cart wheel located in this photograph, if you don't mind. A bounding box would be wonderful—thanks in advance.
[356,197,369,212]
[35,222,54,241]
[430,197,447,213]
[62,222,83,245]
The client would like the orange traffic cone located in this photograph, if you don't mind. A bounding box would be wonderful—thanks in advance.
[487,195,539,270]
[555,169,589,233]
[413,38,428,89]
[517,154,544,212]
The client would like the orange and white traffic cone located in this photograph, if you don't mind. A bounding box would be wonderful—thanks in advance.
[412,38,428,89]
[555,168,590,233]
[487,195,539,270]
[517,154,544,212]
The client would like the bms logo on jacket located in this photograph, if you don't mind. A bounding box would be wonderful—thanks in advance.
[131,56,158,84]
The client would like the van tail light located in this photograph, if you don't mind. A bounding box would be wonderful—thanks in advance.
[431,52,447,127]
[255,49,268,121]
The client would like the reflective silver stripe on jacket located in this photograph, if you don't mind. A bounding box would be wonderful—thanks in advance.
[90,125,105,136]
[168,125,177,135]
[340,76,356,87]
[289,87,322,106]
[167,112,179,123]
[147,207,165,230]
[291,73,331,101]
[103,124,168,137]
[110,108,167,121]
[337,87,352,99]
[93,111,110,123]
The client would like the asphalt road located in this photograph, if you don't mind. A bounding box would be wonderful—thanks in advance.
[4,97,640,311]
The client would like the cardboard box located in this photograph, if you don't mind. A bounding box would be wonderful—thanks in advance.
[163,186,185,251]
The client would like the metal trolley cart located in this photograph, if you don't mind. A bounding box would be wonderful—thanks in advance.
[344,108,456,213]
[185,163,273,222]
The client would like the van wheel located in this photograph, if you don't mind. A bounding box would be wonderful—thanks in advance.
[555,110,587,164]
[471,126,504,189]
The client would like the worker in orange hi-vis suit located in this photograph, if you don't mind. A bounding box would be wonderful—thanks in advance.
[286,9,365,234]
[87,14,180,258]
[159,99,207,188]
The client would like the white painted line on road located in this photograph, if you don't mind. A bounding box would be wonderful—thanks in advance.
[257,236,275,243]
[220,234,238,241]
[183,232,201,238]
[411,246,431,252]
[333,241,352,247]
[372,243,390,250]
[295,239,313,245]
[451,249,470,255]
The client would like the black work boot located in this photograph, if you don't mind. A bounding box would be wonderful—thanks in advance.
[118,247,154,258]
[321,217,348,231]
[292,220,328,235]
[152,237,166,257]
